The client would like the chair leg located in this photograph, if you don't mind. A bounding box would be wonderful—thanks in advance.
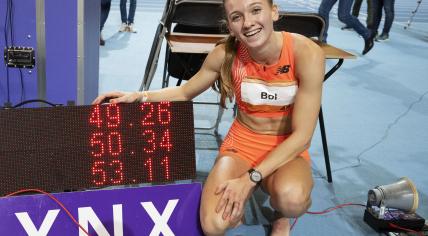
[318,106,333,183]
[213,106,224,135]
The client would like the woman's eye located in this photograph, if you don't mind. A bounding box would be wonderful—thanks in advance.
[252,8,261,14]
[231,15,241,22]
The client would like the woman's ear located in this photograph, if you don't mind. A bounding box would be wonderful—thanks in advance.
[272,4,279,22]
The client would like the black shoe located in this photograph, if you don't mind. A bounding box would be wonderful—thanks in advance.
[362,34,374,55]
[100,37,105,46]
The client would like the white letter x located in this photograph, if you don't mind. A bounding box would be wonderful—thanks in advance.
[141,199,178,236]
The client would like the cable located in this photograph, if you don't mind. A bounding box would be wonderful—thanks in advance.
[388,223,425,236]
[306,202,366,215]
[332,90,428,174]
[3,0,11,103]
[3,189,90,236]
[12,99,61,108]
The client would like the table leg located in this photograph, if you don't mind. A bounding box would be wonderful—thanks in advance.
[320,58,344,183]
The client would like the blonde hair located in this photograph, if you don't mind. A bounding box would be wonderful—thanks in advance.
[213,0,274,107]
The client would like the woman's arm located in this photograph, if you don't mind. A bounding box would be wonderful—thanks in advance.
[253,33,325,179]
[92,44,226,104]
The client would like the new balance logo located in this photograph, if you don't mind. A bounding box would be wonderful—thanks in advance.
[276,65,290,74]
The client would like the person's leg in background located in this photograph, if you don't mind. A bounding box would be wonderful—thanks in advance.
[352,0,363,17]
[127,0,137,33]
[342,0,362,30]
[372,0,383,40]
[337,0,374,54]
[378,0,395,41]
[119,0,128,32]
[100,0,111,46]
[366,0,375,34]
[318,0,338,42]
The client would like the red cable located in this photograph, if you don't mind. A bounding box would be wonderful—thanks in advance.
[290,217,298,230]
[306,203,366,215]
[388,223,425,236]
[2,189,90,236]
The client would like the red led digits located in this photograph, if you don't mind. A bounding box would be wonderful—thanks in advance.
[158,102,171,124]
[143,129,156,153]
[141,103,155,126]
[90,132,105,157]
[92,161,106,186]
[161,156,170,180]
[89,105,124,186]
[160,129,172,152]
[110,160,124,184]
[144,158,153,182]
[108,131,123,156]
[89,105,102,128]
[106,104,121,128]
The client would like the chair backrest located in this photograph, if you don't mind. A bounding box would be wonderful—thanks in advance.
[273,12,325,41]
[167,1,226,82]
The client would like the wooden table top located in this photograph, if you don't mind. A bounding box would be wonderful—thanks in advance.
[166,32,356,59]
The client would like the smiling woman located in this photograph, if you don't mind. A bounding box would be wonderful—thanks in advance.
[93,0,324,235]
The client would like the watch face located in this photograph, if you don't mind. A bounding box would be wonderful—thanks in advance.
[250,170,262,183]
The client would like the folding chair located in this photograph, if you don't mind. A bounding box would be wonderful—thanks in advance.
[274,12,335,183]
[140,0,226,134]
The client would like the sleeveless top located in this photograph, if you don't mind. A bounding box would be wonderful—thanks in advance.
[232,32,297,118]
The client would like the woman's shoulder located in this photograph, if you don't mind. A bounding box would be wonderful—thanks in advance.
[203,42,226,72]
[289,33,324,62]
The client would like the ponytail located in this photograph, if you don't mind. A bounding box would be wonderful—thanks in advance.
[213,35,237,108]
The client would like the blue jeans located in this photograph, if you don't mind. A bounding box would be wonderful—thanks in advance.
[100,0,111,31]
[319,0,371,42]
[373,0,395,35]
[120,0,137,24]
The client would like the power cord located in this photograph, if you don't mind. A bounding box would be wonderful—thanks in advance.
[332,90,428,174]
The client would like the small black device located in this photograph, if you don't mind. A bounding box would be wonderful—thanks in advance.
[4,46,35,68]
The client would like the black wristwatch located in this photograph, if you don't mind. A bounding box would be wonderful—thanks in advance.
[248,168,262,185]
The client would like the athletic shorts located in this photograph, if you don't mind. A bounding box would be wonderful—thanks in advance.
[219,120,310,167]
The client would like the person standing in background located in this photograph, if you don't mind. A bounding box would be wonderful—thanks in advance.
[119,0,137,33]
[100,0,111,46]
[318,0,375,55]
[372,0,395,41]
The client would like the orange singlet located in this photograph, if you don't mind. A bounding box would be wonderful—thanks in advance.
[219,32,310,167]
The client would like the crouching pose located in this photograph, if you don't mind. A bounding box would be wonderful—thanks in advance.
[93,0,325,235]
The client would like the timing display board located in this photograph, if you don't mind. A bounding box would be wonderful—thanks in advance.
[0,102,195,196]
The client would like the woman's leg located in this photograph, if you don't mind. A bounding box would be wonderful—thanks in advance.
[200,155,252,236]
[119,0,127,23]
[262,157,313,236]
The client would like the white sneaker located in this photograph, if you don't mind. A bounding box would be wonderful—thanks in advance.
[128,23,137,33]
[119,23,128,32]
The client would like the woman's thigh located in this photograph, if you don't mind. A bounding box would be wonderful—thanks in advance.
[200,155,252,223]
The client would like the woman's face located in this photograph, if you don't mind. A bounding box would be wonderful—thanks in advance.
[224,0,278,49]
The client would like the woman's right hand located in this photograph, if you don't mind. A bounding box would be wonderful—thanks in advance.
[92,91,142,105]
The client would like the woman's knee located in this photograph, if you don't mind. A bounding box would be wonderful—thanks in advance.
[200,213,229,236]
[270,183,312,216]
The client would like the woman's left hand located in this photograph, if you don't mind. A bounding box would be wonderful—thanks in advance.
[215,174,257,223]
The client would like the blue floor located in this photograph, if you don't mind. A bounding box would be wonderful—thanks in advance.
[100,1,428,235]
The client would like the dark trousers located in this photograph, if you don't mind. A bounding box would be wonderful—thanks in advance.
[100,0,111,31]
[351,0,375,30]
[319,0,371,41]
[120,0,137,24]
[373,0,395,35]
